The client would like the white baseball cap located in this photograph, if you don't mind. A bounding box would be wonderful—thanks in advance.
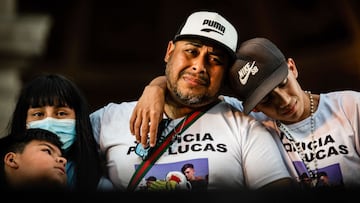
[174,11,238,60]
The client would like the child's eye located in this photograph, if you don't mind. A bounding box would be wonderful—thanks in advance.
[33,112,44,117]
[42,148,52,155]
[57,111,68,116]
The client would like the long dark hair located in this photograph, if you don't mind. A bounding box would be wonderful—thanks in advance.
[7,73,102,191]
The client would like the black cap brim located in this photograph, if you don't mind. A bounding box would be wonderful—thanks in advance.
[242,61,288,114]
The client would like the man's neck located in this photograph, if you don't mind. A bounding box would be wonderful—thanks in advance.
[164,98,220,119]
[164,103,195,119]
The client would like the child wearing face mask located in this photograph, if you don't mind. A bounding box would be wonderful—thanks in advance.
[27,117,76,151]
[5,73,112,191]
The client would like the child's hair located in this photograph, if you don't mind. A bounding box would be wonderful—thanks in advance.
[4,73,102,191]
[0,128,64,189]
[7,73,90,139]
[4,128,63,154]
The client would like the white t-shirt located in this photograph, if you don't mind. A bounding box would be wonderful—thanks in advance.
[90,101,290,191]
[222,90,360,188]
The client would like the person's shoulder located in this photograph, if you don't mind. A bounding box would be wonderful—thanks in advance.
[90,101,138,121]
[94,101,137,112]
[105,101,137,108]
[320,90,360,115]
[323,90,360,96]
[214,101,262,126]
[322,90,360,101]
[100,101,138,117]
[214,100,242,113]
[219,95,244,111]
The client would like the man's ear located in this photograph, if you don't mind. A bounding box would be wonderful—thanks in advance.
[164,41,175,63]
[252,108,259,112]
[4,152,19,169]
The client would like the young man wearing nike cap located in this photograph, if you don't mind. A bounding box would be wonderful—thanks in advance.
[134,37,360,190]
[90,11,293,191]
[226,37,360,189]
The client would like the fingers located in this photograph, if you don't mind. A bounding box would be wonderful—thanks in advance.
[129,104,142,142]
[129,106,137,135]
[148,112,161,147]
[140,112,150,147]
[130,107,165,148]
[140,111,160,148]
[130,84,166,147]
[130,103,156,147]
[131,109,151,145]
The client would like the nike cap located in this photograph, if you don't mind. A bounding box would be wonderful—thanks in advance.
[174,11,238,60]
[228,37,289,114]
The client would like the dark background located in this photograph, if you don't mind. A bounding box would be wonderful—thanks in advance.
[17,0,360,112]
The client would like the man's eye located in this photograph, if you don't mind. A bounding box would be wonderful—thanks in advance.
[278,78,288,88]
[259,95,271,105]
[209,56,225,66]
[185,49,197,55]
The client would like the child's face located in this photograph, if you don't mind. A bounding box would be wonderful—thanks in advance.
[11,140,67,188]
[26,105,75,123]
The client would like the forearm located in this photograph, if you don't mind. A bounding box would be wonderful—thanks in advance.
[130,75,167,147]
[148,75,167,90]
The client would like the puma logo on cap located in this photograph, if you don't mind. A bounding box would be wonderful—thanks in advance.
[201,19,225,35]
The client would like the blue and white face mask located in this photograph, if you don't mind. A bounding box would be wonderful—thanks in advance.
[27,117,76,151]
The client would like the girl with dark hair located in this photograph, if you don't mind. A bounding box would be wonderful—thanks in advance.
[5,73,111,191]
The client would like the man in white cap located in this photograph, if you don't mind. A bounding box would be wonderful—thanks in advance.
[90,11,293,192]
[134,37,360,190]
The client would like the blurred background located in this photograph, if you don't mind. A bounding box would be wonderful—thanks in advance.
[0,0,360,136]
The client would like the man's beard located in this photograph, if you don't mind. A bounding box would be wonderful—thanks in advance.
[171,84,216,108]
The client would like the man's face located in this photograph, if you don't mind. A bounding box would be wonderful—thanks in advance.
[183,167,196,180]
[164,39,230,108]
[254,64,307,124]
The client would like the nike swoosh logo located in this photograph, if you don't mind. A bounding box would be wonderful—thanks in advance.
[239,61,258,85]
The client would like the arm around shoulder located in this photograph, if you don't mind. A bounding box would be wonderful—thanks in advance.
[130,75,167,147]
